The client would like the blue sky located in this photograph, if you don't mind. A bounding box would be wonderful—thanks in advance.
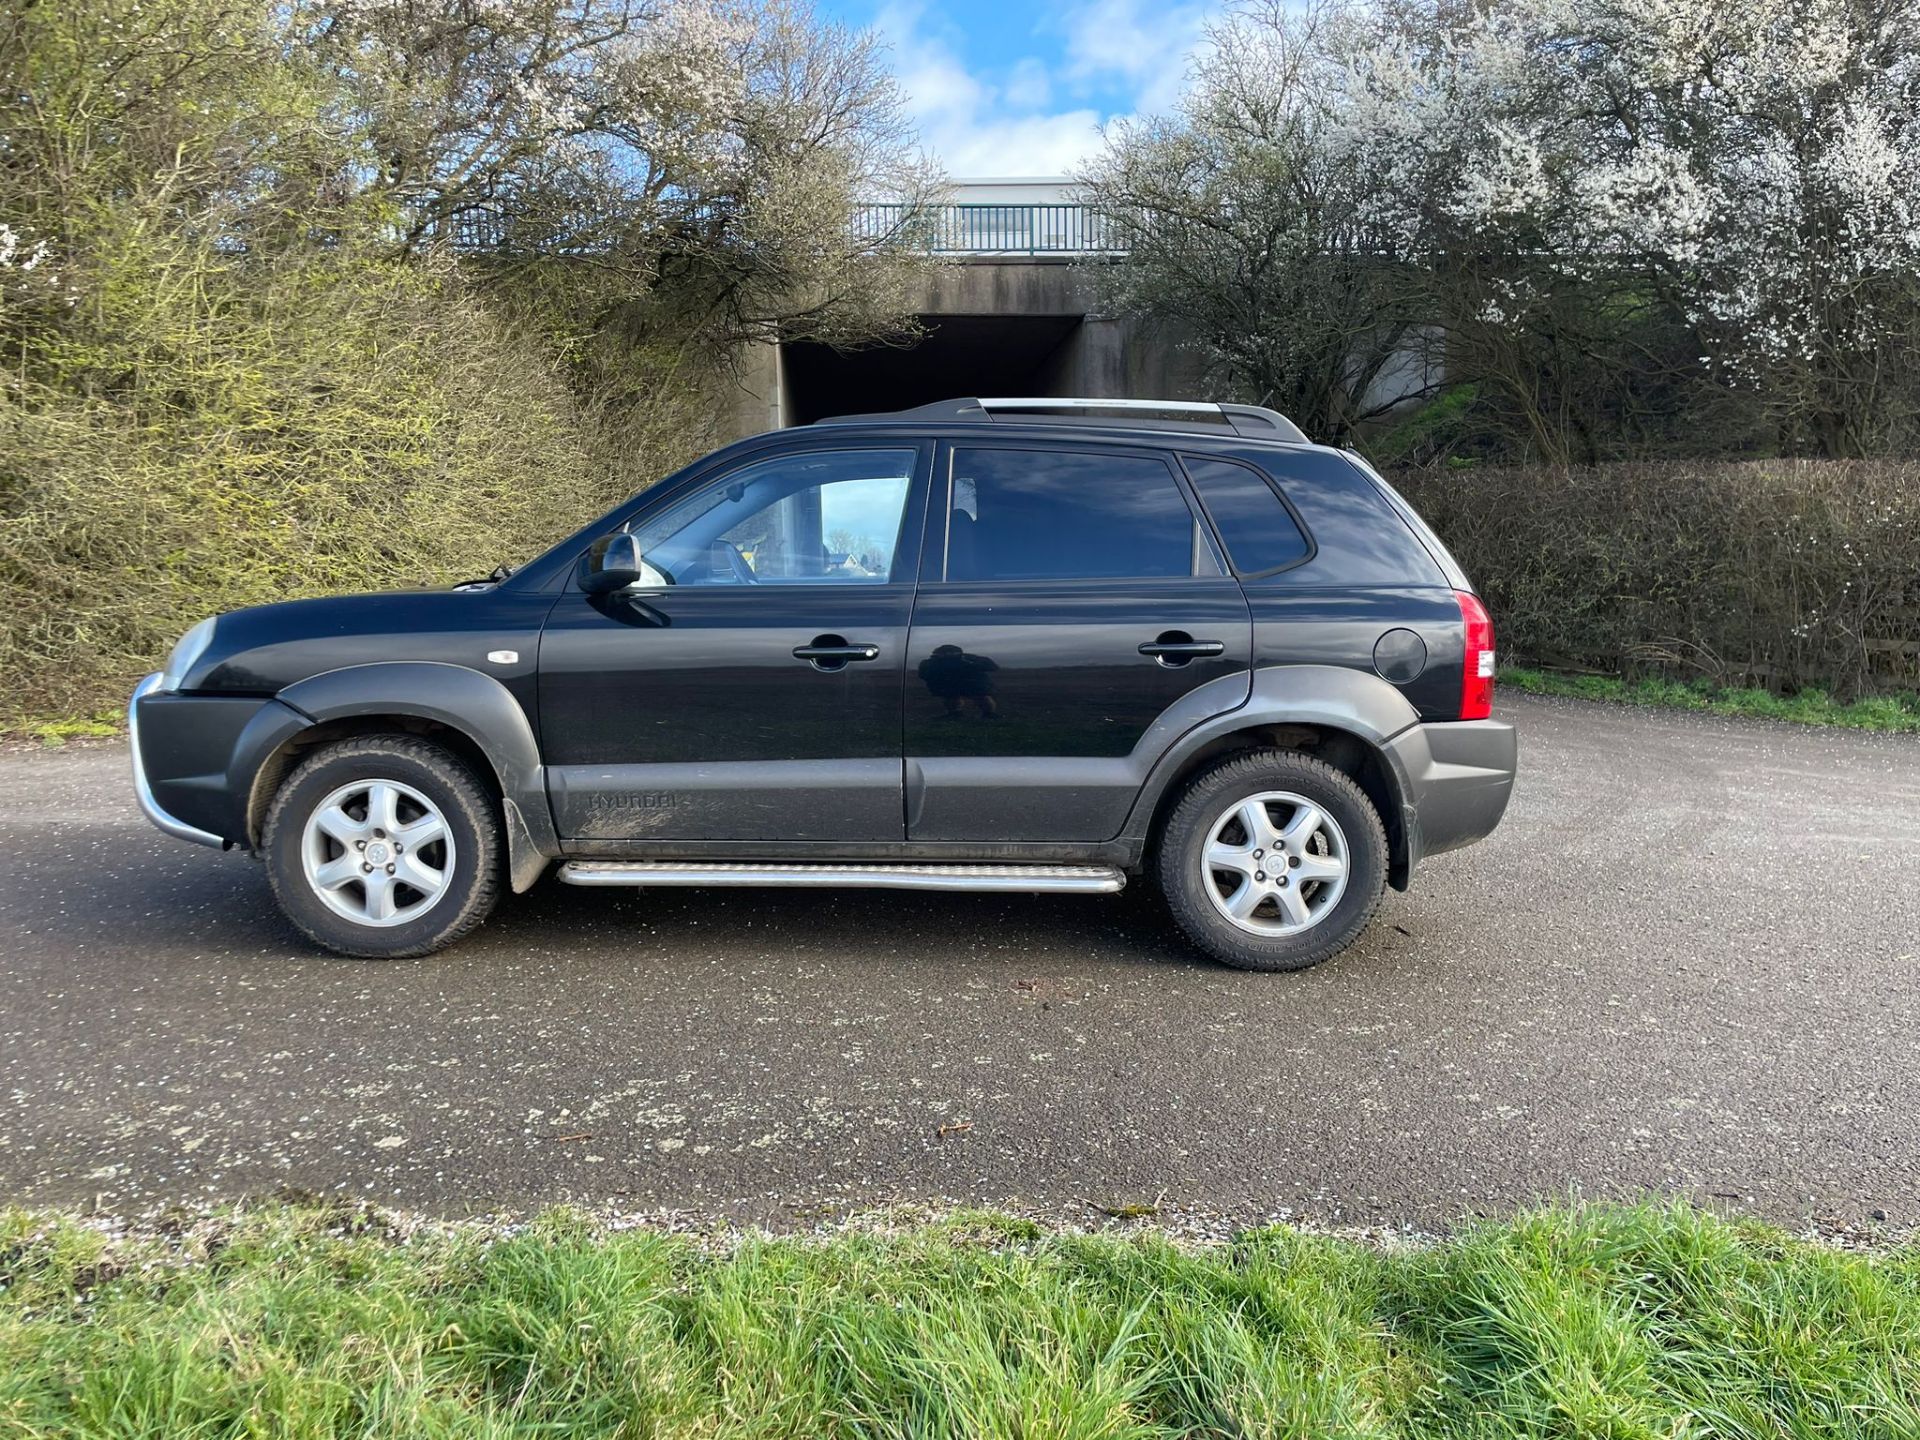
[818,0,1220,177]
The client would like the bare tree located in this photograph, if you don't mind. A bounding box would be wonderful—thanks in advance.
[303,0,944,356]
[1080,1,1436,445]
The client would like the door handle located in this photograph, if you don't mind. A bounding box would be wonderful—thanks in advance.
[1139,633,1225,666]
[793,635,880,672]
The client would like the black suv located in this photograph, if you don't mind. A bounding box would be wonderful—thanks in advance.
[129,398,1515,971]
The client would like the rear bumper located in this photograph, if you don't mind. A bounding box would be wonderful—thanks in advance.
[1383,717,1517,870]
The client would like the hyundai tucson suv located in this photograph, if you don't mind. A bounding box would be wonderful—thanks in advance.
[128,397,1515,971]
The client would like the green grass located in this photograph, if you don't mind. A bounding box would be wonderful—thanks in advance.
[17,712,123,748]
[1503,666,1920,733]
[2,1201,1917,1437]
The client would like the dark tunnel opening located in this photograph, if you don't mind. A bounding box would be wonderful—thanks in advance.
[781,314,1083,425]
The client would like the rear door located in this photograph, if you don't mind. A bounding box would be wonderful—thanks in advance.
[903,441,1252,842]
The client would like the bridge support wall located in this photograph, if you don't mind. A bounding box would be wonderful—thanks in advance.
[721,260,1207,440]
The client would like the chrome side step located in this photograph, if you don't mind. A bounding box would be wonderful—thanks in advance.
[558,860,1126,894]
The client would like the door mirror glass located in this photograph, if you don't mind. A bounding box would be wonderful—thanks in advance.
[625,449,917,587]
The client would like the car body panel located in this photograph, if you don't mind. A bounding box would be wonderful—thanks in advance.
[537,584,918,842]
[188,589,551,718]
[129,684,277,843]
[1382,717,1519,861]
[902,580,1253,840]
[126,408,1516,908]
[1114,662,1425,842]
[1241,583,1467,722]
[278,661,558,892]
[535,439,934,843]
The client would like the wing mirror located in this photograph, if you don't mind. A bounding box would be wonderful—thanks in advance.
[580,533,644,595]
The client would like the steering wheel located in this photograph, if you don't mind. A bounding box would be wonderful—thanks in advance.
[712,539,757,585]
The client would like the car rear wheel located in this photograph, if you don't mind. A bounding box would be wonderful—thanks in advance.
[262,735,501,958]
[1157,748,1388,972]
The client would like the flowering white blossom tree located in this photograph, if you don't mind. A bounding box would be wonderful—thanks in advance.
[307,0,940,349]
[1081,1,1434,444]
[1376,0,1920,456]
[1094,0,1920,457]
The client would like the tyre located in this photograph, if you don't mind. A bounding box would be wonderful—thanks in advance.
[1156,748,1388,972]
[262,734,501,958]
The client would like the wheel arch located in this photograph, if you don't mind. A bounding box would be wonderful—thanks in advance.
[1121,666,1421,890]
[239,663,557,893]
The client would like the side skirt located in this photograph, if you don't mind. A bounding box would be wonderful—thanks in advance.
[558,860,1126,893]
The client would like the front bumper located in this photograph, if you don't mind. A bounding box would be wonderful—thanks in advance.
[129,673,225,847]
[1383,717,1517,868]
[130,675,302,849]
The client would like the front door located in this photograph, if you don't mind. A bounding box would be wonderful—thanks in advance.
[905,442,1253,842]
[538,443,929,843]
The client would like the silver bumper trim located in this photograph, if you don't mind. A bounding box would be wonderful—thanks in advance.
[129,673,225,848]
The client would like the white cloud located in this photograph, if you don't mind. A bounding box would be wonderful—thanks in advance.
[871,0,1218,177]
[1056,0,1215,115]
[934,109,1109,176]
[1004,56,1054,111]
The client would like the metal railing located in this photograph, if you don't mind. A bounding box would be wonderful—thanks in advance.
[435,201,1129,257]
[852,203,1127,255]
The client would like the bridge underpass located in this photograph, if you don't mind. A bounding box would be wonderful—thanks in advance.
[781,314,1084,425]
[721,207,1209,441]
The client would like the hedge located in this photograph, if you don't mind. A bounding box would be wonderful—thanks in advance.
[1399,459,1920,697]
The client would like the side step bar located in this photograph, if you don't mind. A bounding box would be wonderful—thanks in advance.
[558,860,1126,894]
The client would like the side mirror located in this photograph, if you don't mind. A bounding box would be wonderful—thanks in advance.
[580,533,644,595]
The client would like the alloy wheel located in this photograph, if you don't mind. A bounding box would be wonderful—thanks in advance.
[1202,790,1349,936]
[300,778,455,927]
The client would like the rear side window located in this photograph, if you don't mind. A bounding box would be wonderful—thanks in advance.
[946,448,1197,581]
[1244,450,1447,586]
[1183,456,1312,574]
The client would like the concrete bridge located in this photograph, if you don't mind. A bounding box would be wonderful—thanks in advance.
[723,179,1205,440]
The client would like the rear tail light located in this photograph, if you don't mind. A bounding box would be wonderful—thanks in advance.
[1455,590,1495,720]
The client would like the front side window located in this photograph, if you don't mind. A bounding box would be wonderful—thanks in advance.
[945,448,1198,582]
[626,449,916,586]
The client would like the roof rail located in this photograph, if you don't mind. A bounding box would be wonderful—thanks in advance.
[814,396,1309,444]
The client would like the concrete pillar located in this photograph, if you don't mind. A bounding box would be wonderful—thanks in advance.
[724,341,786,440]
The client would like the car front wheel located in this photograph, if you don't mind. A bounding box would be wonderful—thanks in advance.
[1157,748,1388,972]
[262,735,501,958]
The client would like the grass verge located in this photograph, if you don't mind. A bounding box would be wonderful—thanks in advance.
[1503,666,1920,733]
[10,713,123,748]
[2,1201,1917,1436]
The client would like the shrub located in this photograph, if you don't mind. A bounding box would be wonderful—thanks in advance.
[0,0,928,730]
[1398,460,1920,697]
[0,246,707,725]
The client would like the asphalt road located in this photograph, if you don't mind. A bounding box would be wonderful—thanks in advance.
[3,693,1917,1230]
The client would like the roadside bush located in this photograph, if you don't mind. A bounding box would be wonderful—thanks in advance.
[0,247,707,725]
[1399,460,1920,698]
[0,0,929,731]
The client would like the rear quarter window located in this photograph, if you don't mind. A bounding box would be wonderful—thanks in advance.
[1182,455,1312,575]
[1240,449,1447,586]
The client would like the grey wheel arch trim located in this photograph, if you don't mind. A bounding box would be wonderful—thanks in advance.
[1117,664,1424,878]
[253,662,557,893]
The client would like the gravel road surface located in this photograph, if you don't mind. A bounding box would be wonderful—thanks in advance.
[3,693,1916,1229]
